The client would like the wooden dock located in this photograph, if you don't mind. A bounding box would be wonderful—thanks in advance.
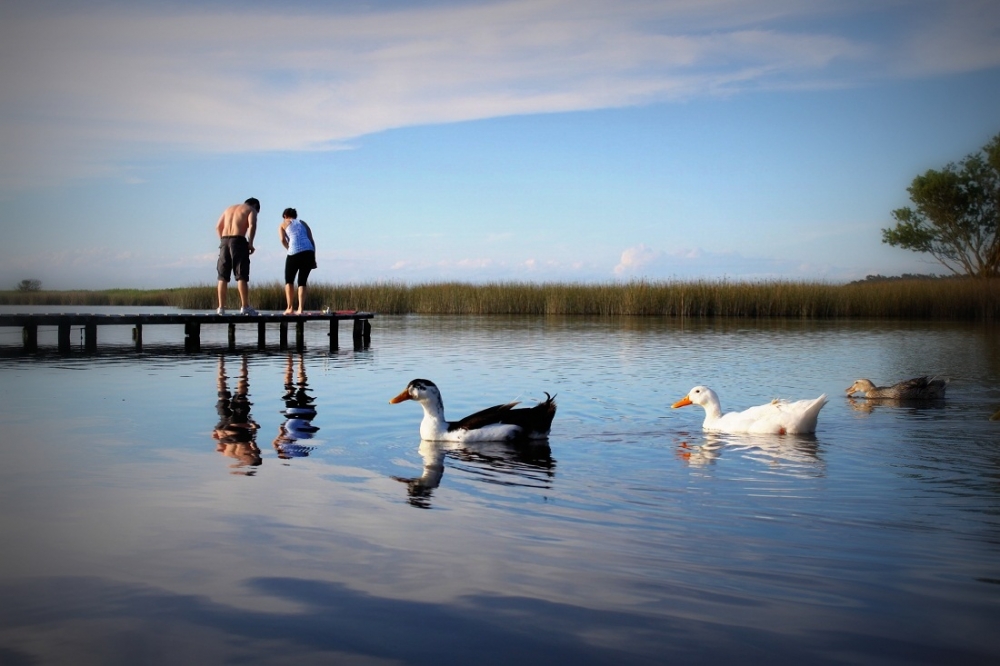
[0,311,374,352]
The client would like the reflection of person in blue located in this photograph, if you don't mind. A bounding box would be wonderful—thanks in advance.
[213,355,261,474]
[273,353,319,460]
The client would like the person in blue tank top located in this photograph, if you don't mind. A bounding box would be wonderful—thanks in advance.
[278,208,318,314]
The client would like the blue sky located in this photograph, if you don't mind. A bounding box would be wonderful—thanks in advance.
[1,0,999,289]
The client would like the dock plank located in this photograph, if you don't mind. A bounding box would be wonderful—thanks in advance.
[0,311,375,352]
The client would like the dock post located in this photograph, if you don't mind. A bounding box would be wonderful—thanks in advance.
[22,325,38,352]
[353,318,371,350]
[185,322,201,352]
[257,322,266,350]
[279,322,288,350]
[228,323,237,350]
[58,324,71,352]
[84,324,97,352]
[133,324,143,351]
[296,321,305,351]
[329,318,338,352]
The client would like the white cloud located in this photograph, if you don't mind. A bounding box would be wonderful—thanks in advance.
[614,244,662,275]
[4,0,996,188]
[614,243,857,280]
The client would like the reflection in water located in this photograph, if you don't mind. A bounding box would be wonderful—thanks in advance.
[676,432,823,475]
[847,395,947,414]
[393,440,556,509]
[392,441,446,509]
[273,353,319,460]
[213,355,261,475]
[675,437,724,467]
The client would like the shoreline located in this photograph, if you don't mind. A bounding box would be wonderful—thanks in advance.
[1,278,997,320]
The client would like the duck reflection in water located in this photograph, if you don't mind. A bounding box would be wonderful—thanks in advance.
[213,354,261,475]
[392,440,556,509]
[273,353,319,460]
[676,432,823,474]
[846,396,948,415]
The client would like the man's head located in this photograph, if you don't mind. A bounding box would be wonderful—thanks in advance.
[245,198,261,212]
[282,207,298,220]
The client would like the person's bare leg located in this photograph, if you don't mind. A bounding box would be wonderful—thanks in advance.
[237,280,250,309]
[296,285,308,314]
[284,284,295,314]
[217,280,228,310]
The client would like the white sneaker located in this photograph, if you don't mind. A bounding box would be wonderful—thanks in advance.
[216,307,226,315]
[240,306,258,316]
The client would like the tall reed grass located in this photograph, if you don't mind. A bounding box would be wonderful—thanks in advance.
[1,279,997,320]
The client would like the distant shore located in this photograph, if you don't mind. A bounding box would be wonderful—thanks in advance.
[1,278,997,320]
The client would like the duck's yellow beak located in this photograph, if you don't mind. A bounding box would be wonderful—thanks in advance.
[389,389,412,404]
[672,396,692,409]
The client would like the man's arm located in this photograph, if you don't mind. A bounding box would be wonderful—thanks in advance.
[215,212,226,238]
[246,209,257,253]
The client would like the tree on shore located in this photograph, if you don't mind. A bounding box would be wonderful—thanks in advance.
[883,133,999,278]
[16,279,41,292]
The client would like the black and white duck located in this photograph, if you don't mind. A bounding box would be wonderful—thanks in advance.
[389,378,556,442]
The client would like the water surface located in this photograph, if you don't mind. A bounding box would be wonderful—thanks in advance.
[1,312,998,664]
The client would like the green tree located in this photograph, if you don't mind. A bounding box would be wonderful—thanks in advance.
[16,279,41,292]
[883,133,1000,277]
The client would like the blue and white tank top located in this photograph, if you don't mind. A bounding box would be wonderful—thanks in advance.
[285,219,315,255]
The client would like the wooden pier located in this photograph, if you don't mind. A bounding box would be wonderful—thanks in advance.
[0,311,374,353]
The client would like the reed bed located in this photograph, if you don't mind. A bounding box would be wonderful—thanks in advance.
[1,279,997,320]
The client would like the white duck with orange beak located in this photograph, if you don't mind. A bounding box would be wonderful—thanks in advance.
[672,386,827,435]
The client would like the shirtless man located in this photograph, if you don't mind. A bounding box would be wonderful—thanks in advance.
[216,197,259,315]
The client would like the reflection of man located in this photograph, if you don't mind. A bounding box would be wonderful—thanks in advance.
[216,198,259,315]
[213,355,261,473]
[273,353,318,460]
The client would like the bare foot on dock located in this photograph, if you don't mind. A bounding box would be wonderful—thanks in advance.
[283,308,294,315]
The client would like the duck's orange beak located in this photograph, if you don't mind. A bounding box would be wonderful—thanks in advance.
[672,396,692,409]
[389,389,412,404]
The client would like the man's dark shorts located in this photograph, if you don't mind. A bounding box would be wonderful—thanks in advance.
[217,236,250,282]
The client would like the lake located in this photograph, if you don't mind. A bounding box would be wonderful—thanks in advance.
[1,310,999,665]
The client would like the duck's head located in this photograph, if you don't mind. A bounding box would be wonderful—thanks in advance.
[845,379,874,395]
[672,386,716,409]
[390,378,443,408]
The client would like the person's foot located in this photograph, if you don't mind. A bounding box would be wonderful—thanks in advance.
[240,306,258,316]
[283,308,294,315]
[216,307,226,315]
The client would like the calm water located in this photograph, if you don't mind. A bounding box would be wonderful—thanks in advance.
[1,310,999,665]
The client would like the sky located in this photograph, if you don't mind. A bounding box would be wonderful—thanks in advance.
[1,0,999,290]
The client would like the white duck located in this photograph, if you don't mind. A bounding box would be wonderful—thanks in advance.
[672,386,827,435]
[389,378,557,442]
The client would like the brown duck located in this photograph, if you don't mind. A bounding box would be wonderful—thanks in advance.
[845,376,948,400]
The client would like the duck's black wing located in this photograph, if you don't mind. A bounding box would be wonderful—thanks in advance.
[449,402,521,432]
[449,393,557,437]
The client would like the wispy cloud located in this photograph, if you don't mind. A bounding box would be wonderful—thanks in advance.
[2,0,997,188]
[614,243,855,280]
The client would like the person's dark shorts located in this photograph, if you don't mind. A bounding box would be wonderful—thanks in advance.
[218,236,250,282]
[284,250,315,286]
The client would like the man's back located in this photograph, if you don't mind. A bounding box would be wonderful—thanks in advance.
[217,203,255,237]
